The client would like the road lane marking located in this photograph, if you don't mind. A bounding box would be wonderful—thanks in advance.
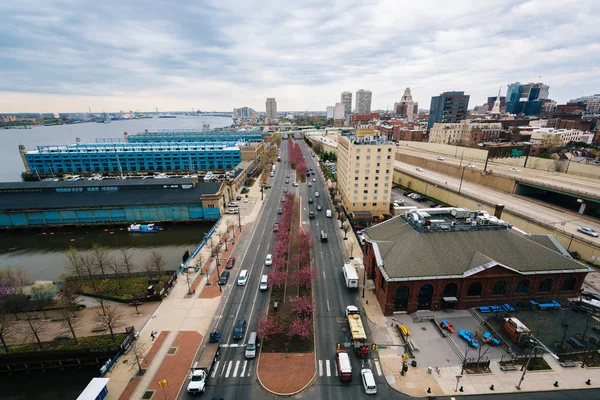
[229,344,239,347]
[233,360,240,377]
[318,359,323,376]
[375,360,382,376]
[225,361,233,378]
[219,361,226,377]
[211,360,219,378]
[322,270,326,280]
[334,364,338,376]
[326,360,331,377]
[240,360,247,377]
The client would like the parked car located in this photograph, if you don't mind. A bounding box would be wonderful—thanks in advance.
[508,167,522,172]
[283,187,288,193]
[293,182,298,187]
[218,271,230,285]
[232,319,247,340]
[281,196,286,202]
[277,208,283,214]
[393,199,404,206]
[228,201,239,207]
[273,223,280,232]
[244,197,249,203]
[436,156,445,161]
[225,257,235,269]
[236,195,242,201]
[416,167,424,172]
[265,254,273,266]
[226,209,239,214]
[308,182,312,187]
[466,163,477,169]
[578,227,599,237]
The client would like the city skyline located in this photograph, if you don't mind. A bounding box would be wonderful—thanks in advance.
[1,0,599,113]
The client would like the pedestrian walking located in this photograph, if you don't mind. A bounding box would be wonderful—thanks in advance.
[151,331,156,341]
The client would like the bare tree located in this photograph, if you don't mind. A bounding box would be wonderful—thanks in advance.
[22,314,47,350]
[340,222,351,240]
[209,238,223,267]
[147,250,167,276]
[30,281,56,320]
[349,241,355,260]
[338,210,347,225]
[57,280,82,344]
[65,247,85,279]
[120,249,136,275]
[0,305,15,354]
[92,244,111,277]
[80,252,98,290]
[107,259,124,291]
[128,340,149,375]
[94,305,124,341]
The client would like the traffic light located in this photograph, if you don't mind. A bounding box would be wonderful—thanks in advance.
[337,343,340,350]
[371,343,376,351]
[402,353,409,362]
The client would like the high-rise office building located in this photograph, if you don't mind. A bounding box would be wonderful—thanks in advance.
[326,106,335,119]
[393,87,418,120]
[341,91,353,119]
[355,89,372,114]
[505,82,549,116]
[427,91,470,129]
[265,98,278,121]
[233,107,258,119]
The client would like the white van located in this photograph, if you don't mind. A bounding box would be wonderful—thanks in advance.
[237,270,248,286]
[361,368,377,394]
[259,275,268,291]
[326,209,332,218]
[245,332,257,359]
[314,192,319,197]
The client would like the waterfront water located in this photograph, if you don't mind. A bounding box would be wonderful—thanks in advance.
[0,115,233,182]
[0,223,212,281]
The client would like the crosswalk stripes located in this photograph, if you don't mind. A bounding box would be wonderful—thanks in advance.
[317,359,382,378]
[225,360,233,378]
[211,361,219,378]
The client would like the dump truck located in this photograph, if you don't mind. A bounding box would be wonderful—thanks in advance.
[187,330,221,395]
[346,306,369,358]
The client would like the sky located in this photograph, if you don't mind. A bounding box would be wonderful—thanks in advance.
[1,0,599,113]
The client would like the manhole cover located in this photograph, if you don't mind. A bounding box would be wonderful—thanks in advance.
[167,347,177,355]
[421,327,427,331]
[142,390,154,399]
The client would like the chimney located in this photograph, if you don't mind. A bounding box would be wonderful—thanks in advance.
[494,204,505,219]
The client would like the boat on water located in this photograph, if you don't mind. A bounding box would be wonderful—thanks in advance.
[128,223,162,233]
[159,114,177,118]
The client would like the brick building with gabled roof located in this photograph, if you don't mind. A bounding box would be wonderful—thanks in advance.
[361,207,592,315]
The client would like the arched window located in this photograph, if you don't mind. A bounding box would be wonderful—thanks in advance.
[538,278,553,292]
[515,280,530,293]
[561,277,576,291]
[442,283,458,298]
[492,280,507,295]
[467,282,482,297]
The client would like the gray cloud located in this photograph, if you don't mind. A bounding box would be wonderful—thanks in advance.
[0,0,599,112]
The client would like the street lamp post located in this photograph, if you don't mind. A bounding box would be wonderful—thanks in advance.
[362,265,366,298]
[516,345,559,390]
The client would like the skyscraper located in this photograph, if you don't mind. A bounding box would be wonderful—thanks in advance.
[341,91,353,119]
[428,91,470,129]
[326,106,335,119]
[355,89,372,114]
[265,98,278,121]
[393,87,418,120]
[505,82,549,116]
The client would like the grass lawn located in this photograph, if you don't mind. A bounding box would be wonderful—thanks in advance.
[79,275,166,300]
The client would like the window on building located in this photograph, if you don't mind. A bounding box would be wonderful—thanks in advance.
[560,277,576,291]
[367,148,371,153]
[355,177,359,180]
[387,155,391,159]
[377,148,381,152]
[372,202,377,206]
[384,189,388,193]
[388,148,392,152]
[355,170,359,174]
[377,162,380,167]
[374,190,378,194]
[363,190,368,194]
[364,183,368,187]
[467,282,482,296]
[374,183,378,187]
[366,156,371,160]
[538,278,553,292]
[363,203,367,206]
[492,280,507,295]
[365,170,369,174]
[356,156,360,160]
[375,170,379,174]
[354,183,358,187]
[386,170,390,173]
[365,176,369,180]
[354,190,358,194]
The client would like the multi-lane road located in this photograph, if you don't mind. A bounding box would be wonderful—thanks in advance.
[180,137,600,399]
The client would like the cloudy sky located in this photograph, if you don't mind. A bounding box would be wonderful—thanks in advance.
[1,0,598,113]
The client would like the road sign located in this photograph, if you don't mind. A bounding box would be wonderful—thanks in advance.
[376,345,387,349]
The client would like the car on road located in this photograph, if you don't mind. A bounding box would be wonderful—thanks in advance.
[436,156,445,161]
[281,196,286,202]
[309,211,315,219]
[508,167,522,172]
[273,223,280,232]
[314,192,319,197]
[283,187,288,193]
[286,174,290,178]
[225,257,235,269]
[244,197,249,203]
[317,205,322,211]
[228,201,239,207]
[218,271,230,285]
[416,167,424,172]
[312,178,316,182]
[232,320,247,340]
[361,369,377,394]
[578,227,599,237]
[277,207,282,214]
[308,198,314,204]
[293,182,298,187]
[225,209,239,214]
[308,182,312,187]
[393,199,405,206]
[285,179,289,184]
[466,163,477,169]
[265,254,273,266]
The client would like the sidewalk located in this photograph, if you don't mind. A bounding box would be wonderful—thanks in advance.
[106,178,267,400]
[339,214,600,396]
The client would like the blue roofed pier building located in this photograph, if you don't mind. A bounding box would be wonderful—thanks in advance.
[124,129,264,144]
[20,142,242,175]
[0,178,224,228]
